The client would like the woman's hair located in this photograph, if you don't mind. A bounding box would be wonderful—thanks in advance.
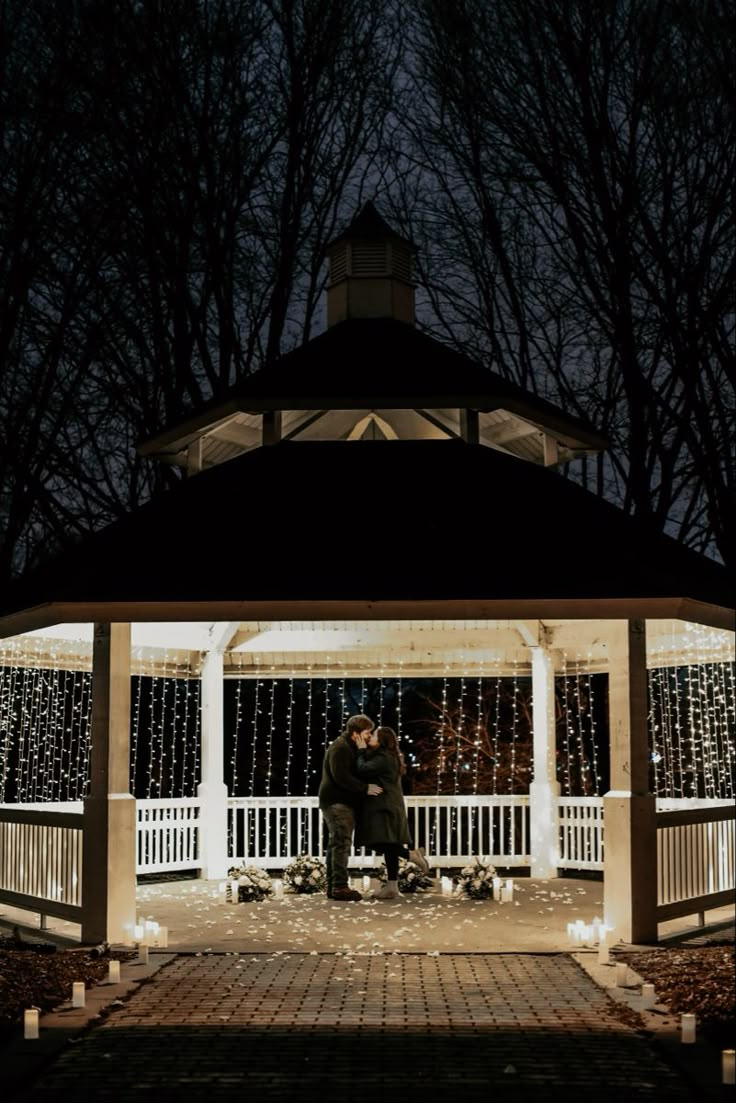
[374,725,406,776]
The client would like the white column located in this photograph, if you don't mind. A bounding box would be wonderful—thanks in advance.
[603,619,657,944]
[529,647,561,878]
[82,623,136,944]
[196,649,229,879]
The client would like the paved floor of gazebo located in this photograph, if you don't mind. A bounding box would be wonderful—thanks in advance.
[2,874,733,954]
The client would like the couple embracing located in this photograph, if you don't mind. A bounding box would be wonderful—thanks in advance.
[318,713,430,901]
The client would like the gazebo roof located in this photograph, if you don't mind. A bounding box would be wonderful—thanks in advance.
[137,318,608,469]
[0,440,731,641]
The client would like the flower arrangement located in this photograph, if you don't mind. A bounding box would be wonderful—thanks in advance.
[452,856,497,900]
[227,864,273,902]
[282,854,327,894]
[379,856,434,894]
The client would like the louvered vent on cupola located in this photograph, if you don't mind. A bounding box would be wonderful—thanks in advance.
[326,201,416,327]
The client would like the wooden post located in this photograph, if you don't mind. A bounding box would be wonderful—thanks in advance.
[459,408,479,444]
[197,649,230,879]
[529,647,561,878]
[603,619,657,943]
[82,623,136,945]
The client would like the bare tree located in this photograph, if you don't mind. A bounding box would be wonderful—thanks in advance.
[0,0,399,577]
[395,0,735,564]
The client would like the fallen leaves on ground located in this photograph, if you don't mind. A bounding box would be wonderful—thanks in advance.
[616,943,735,1047]
[0,937,135,1035]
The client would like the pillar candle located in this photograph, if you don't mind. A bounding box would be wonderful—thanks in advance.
[156,926,168,948]
[597,944,610,965]
[273,879,284,898]
[24,1009,39,1039]
[722,1050,735,1085]
[615,962,629,987]
[681,1014,696,1043]
[108,959,121,983]
[230,879,240,903]
[492,877,501,900]
[72,982,86,1008]
[441,876,453,896]
[362,875,371,891]
[137,944,149,964]
[505,878,514,900]
[641,984,656,1009]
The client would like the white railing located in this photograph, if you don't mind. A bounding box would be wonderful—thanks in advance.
[557,797,604,870]
[136,798,201,873]
[2,797,734,934]
[656,804,736,920]
[0,805,84,924]
[227,795,530,869]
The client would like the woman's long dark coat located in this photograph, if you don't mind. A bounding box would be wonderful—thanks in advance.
[354,749,411,849]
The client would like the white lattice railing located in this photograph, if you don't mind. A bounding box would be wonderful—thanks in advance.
[557,797,604,870]
[136,798,201,873]
[2,797,734,932]
[0,804,83,924]
[656,804,736,920]
[227,795,530,869]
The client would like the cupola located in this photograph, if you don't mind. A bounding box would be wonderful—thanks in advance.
[325,201,416,327]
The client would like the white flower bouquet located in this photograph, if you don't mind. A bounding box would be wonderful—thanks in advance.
[379,856,434,894]
[452,856,497,900]
[282,854,327,894]
[227,864,274,902]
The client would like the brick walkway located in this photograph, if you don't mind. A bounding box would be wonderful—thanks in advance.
[10,952,705,1102]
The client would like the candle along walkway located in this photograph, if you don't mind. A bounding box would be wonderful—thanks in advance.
[3,952,721,1103]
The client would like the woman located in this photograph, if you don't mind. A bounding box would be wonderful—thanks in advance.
[354,725,430,899]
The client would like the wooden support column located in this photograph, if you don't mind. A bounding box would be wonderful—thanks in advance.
[603,619,657,944]
[459,408,479,444]
[196,647,230,879]
[82,623,136,945]
[529,646,561,878]
[262,410,282,445]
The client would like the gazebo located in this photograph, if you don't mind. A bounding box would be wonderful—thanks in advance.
[0,203,733,947]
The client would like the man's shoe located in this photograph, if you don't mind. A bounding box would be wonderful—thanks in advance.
[331,885,362,901]
[409,848,430,875]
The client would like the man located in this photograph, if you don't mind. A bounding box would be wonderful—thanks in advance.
[319,713,382,901]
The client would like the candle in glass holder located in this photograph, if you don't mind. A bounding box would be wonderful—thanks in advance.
[24,1009,39,1039]
[722,1050,735,1085]
[108,959,121,983]
[681,1014,696,1043]
[72,982,86,1008]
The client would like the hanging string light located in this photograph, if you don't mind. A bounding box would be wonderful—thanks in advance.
[283,676,294,794]
[304,667,314,794]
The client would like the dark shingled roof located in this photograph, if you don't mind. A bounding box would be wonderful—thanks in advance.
[1,441,731,617]
[138,319,607,454]
[326,200,415,248]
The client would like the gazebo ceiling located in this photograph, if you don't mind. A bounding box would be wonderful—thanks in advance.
[3,617,733,678]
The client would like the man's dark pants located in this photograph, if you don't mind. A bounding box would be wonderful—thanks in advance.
[321,802,356,892]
